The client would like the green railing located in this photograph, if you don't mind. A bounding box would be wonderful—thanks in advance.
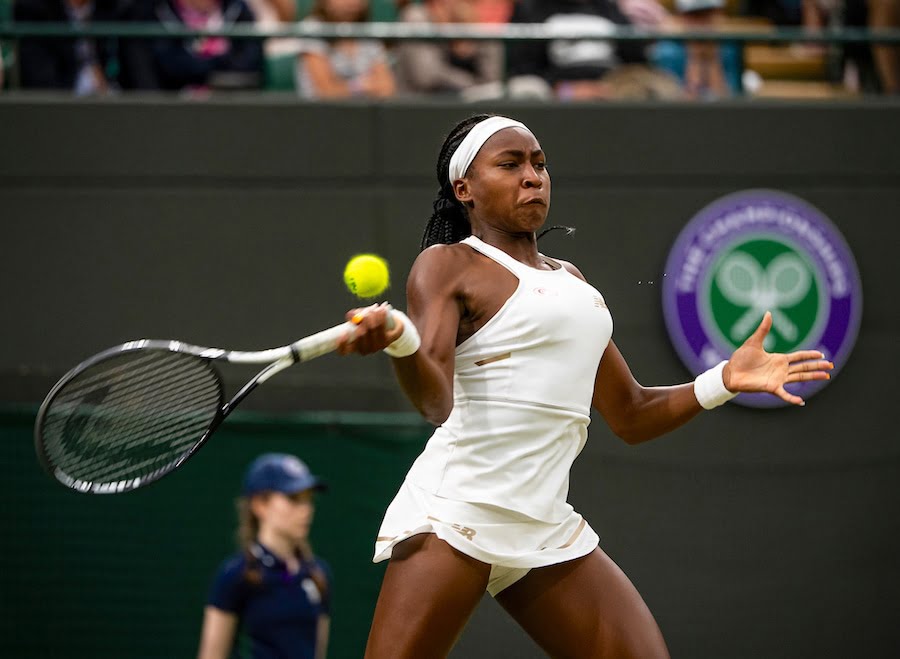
[3,21,898,95]
[2,21,900,44]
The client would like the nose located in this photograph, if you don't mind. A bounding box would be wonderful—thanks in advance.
[522,163,542,188]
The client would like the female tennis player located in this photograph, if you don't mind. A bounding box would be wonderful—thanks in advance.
[340,114,834,658]
[197,453,330,659]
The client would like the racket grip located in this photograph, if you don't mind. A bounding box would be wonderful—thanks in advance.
[293,322,356,362]
[292,309,396,362]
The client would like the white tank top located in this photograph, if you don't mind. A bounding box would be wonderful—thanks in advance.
[406,236,614,523]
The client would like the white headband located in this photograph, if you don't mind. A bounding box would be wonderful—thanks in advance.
[448,116,531,182]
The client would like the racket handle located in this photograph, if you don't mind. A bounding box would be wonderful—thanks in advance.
[292,308,396,363]
[292,321,356,362]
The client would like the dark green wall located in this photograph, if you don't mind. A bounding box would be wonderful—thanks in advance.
[1,406,427,658]
[2,98,898,658]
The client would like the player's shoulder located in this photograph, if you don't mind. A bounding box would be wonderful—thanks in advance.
[410,242,481,281]
[545,255,587,282]
[416,241,480,264]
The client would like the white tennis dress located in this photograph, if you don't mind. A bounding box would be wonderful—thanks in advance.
[374,235,614,595]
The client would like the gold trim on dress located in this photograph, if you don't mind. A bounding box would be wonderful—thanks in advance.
[474,352,512,367]
[557,518,586,549]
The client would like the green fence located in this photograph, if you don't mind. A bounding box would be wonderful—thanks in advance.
[1,405,429,658]
[3,20,900,92]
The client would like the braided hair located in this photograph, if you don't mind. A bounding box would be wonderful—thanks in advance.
[420,114,574,251]
[420,114,493,251]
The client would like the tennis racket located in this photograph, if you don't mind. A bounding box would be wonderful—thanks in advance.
[34,311,394,494]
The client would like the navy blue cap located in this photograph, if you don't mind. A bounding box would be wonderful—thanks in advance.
[242,453,326,497]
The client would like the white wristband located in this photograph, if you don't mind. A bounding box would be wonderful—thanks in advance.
[694,361,737,410]
[384,310,421,358]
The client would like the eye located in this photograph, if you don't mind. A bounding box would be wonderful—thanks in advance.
[535,161,547,170]
[498,161,517,169]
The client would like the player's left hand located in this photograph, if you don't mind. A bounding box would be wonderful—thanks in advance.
[722,311,834,406]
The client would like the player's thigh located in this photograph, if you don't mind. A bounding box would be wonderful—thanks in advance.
[365,533,491,659]
[495,547,669,659]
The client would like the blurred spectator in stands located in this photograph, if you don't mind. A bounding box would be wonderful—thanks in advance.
[243,0,300,87]
[617,0,669,25]
[476,0,515,21]
[868,0,899,93]
[744,0,802,24]
[601,62,686,97]
[244,0,294,22]
[394,0,514,22]
[295,0,396,98]
[743,0,893,93]
[150,0,263,91]
[653,0,741,98]
[14,0,158,92]
[1,0,10,90]
[506,0,651,100]
[394,0,504,98]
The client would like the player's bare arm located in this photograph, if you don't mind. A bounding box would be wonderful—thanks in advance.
[391,244,467,425]
[563,262,834,444]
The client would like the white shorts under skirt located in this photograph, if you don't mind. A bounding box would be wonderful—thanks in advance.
[373,480,600,597]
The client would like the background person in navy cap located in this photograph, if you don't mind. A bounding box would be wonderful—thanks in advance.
[197,453,331,659]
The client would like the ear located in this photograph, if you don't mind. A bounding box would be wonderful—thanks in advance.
[249,493,270,518]
[452,178,473,204]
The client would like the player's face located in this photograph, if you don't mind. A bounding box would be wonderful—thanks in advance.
[458,127,551,235]
[257,490,315,544]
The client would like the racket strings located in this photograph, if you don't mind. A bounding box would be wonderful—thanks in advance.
[43,364,218,482]
[48,380,213,482]
[40,350,222,484]
[43,379,215,480]
[57,363,218,474]
[50,363,220,466]
[42,354,213,468]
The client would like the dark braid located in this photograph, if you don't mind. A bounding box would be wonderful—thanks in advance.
[537,225,576,240]
[419,115,576,250]
[420,114,494,251]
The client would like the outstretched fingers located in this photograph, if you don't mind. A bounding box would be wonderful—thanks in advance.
[785,369,831,383]
[775,384,806,406]
[776,352,834,405]
[787,349,827,363]
[786,353,834,378]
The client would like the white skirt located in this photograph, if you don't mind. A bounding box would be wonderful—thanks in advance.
[373,480,599,596]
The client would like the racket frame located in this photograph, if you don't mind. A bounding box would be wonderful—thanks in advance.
[34,317,365,494]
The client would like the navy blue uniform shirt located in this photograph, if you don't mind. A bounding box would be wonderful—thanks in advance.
[207,543,331,659]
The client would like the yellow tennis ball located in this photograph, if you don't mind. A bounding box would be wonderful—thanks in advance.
[344,254,390,299]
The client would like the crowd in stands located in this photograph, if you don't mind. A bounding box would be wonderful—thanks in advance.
[2,0,898,96]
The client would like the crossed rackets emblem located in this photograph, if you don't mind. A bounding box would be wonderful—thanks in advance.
[715,251,812,345]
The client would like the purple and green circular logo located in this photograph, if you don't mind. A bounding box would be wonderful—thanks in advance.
[662,190,862,408]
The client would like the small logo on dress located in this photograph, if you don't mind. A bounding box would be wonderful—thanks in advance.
[533,287,559,296]
[451,524,477,540]
[593,295,607,309]
[662,189,862,408]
